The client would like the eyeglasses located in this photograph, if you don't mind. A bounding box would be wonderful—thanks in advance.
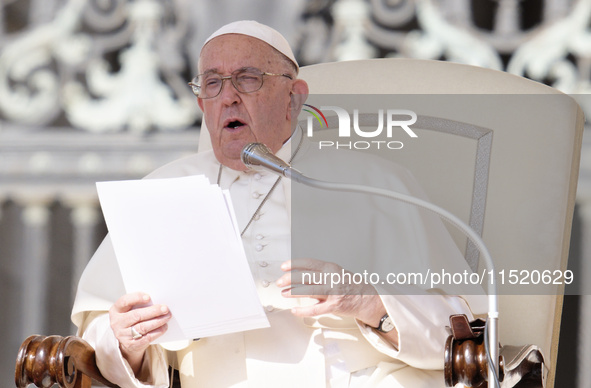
[188,67,293,99]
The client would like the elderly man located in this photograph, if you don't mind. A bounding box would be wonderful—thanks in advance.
[72,20,482,387]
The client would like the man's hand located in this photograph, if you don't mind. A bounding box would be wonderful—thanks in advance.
[276,259,399,348]
[276,259,385,325]
[109,292,171,375]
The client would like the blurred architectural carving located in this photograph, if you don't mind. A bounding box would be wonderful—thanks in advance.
[0,0,197,132]
[1,0,590,386]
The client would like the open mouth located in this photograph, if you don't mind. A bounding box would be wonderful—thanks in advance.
[225,119,246,129]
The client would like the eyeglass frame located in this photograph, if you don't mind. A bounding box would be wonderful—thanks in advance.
[188,67,293,99]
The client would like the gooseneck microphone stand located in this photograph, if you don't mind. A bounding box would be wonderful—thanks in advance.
[241,142,500,387]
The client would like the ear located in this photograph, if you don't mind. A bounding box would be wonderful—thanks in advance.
[197,97,205,112]
[287,79,309,121]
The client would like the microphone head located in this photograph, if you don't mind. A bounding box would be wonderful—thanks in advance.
[240,142,291,176]
[241,143,273,167]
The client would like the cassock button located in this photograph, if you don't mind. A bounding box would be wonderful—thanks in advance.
[258,261,268,267]
[254,214,262,221]
[255,234,264,240]
[265,305,275,312]
[252,192,261,199]
[255,244,264,252]
[262,280,270,287]
[254,173,262,180]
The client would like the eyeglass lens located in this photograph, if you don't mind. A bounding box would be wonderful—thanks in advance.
[198,69,264,98]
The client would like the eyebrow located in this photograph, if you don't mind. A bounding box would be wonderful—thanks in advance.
[199,67,260,76]
[201,68,220,75]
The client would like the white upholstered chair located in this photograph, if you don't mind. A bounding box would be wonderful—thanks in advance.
[300,59,583,387]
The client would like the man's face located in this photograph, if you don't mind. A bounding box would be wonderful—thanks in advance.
[197,34,301,171]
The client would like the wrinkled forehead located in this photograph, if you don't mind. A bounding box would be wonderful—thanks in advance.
[198,34,285,74]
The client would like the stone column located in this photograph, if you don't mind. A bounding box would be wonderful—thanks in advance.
[65,192,101,333]
[63,192,100,303]
[17,194,53,339]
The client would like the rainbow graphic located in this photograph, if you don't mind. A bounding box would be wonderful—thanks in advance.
[303,104,328,128]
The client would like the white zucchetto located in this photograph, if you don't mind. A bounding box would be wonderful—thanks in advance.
[202,20,299,70]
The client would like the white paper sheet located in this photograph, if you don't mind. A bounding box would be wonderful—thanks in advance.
[96,175,269,343]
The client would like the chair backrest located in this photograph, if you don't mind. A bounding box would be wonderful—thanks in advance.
[198,58,584,386]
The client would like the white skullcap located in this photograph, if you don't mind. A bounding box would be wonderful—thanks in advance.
[202,20,299,70]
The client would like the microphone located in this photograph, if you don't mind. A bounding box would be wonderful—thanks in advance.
[241,143,303,180]
[240,141,500,385]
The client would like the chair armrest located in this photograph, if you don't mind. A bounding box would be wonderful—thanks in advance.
[15,335,119,388]
[444,314,545,388]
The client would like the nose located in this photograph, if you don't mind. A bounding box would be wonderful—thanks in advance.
[219,77,241,105]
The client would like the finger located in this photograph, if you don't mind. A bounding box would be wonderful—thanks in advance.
[284,277,366,297]
[129,310,172,340]
[115,304,170,337]
[141,322,169,343]
[110,303,170,344]
[277,269,319,288]
[280,260,291,271]
[276,272,291,288]
[128,304,170,325]
[112,292,151,313]
[277,266,330,287]
[278,269,342,289]
[281,285,331,299]
[116,309,171,349]
[121,323,170,352]
[290,302,333,317]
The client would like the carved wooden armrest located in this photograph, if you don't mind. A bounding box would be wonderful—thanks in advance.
[15,335,119,388]
[444,314,545,388]
[444,317,502,388]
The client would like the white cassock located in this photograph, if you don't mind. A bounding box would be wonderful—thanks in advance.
[71,127,485,387]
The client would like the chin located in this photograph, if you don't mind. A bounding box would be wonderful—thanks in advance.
[223,137,253,153]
